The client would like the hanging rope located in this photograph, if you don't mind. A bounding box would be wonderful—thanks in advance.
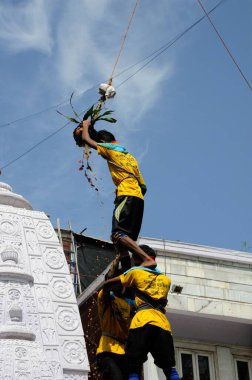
[197,0,252,91]
[1,0,230,174]
[108,0,140,85]
[79,0,141,191]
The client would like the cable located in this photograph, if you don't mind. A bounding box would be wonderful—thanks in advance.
[197,0,252,91]
[0,121,71,172]
[0,84,98,129]
[0,0,227,173]
[118,0,226,72]
[117,0,226,88]
[0,0,140,129]
[109,0,140,82]
[0,0,225,130]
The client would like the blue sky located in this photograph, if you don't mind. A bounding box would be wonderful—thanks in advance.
[0,0,251,251]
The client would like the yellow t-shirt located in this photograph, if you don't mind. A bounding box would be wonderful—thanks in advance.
[97,144,145,199]
[120,267,171,332]
[96,289,132,355]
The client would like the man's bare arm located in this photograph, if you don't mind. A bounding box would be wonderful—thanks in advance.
[81,120,98,149]
[102,275,121,291]
[113,233,156,268]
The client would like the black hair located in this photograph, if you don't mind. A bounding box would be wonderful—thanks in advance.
[73,123,98,147]
[73,124,84,147]
[133,245,157,259]
[95,130,115,143]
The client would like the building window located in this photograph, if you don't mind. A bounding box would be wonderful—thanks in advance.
[235,360,251,380]
[181,353,194,380]
[198,355,211,380]
[179,350,214,380]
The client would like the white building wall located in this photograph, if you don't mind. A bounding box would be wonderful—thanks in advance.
[216,346,235,380]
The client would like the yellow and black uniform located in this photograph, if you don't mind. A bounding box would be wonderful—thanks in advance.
[97,143,146,241]
[96,289,133,380]
[119,267,176,378]
[97,144,146,199]
[96,289,132,355]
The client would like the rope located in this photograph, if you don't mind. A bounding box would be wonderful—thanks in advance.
[109,0,140,84]
[196,0,252,91]
[0,120,71,172]
[0,0,225,131]
[0,84,98,129]
[0,0,227,173]
[117,0,226,89]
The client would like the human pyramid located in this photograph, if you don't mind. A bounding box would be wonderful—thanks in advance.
[73,119,180,380]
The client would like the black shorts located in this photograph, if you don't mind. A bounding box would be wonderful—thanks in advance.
[96,352,128,380]
[112,196,144,241]
[126,325,175,374]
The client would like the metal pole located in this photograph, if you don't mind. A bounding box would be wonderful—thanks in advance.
[68,221,82,295]
[56,218,63,247]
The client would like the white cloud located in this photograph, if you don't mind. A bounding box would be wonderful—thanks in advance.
[47,0,177,133]
[51,0,115,92]
[114,63,174,126]
[0,0,53,53]
[0,0,190,210]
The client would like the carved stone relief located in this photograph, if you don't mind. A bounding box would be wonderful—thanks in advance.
[34,286,52,313]
[51,277,73,300]
[57,308,79,332]
[0,340,54,379]
[30,257,47,284]
[1,246,19,264]
[40,316,57,345]
[0,218,20,239]
[23,283,32,299]
[44,247,65,271]
[63,340,87,365]
[0,241,23,268]
[36,221,54,240]
[24,228,41,257]
[45,348,63,378]
[64,371,89,380]
[8,289,21,302]
[6,286,23,323]
[26,314,40,334]
[21,217,34,228]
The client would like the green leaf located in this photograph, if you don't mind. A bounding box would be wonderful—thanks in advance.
[69,92,80,120]
[99,117,117,123]
[83,105,94,120]
[99,110,114,117]
[56,110,80,124]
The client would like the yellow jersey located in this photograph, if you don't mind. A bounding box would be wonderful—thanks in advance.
[120,267,172,332]
[97,144,145,199]
[96,289,132,355]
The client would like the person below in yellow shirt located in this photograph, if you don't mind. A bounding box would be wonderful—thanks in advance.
[74,119,148,260]
[103,245,180,380]
[96,254,134,380]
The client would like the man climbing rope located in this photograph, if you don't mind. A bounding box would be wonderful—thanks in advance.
[74,119,149,260]
[102,244,180,380]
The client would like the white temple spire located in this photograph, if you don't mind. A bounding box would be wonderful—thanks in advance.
[0,182,89,379]
[0,182,32,210]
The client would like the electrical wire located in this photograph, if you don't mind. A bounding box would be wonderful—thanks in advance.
[0,84,98,129]
[117,0,226,88]
[197,0,252,91]
[0,0,140,129]
[0,120,71,172]
[0,0,226,130]
[0,0,227,173]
